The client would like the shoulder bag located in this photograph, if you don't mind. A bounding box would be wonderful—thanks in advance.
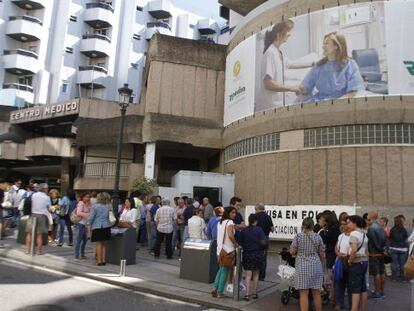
[70,205,81,224]
[404,245,414,279]
[108,206,116,226]
[218,220,236,267]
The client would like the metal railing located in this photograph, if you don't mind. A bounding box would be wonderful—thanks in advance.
[82,33,111,42]
[86,2,114,12]
[9,15,43,25]
[147,22,171,31]
[4,49,38,59]
[79,65,108,74]
[83,162,129,177]
[2,83,34,92]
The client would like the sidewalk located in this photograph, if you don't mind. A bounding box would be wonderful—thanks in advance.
[0,231,411,311]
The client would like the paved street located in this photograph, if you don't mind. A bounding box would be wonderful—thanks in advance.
[0,259,216,311]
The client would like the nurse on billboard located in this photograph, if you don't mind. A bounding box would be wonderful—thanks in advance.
[259,20,313,111]
[298,32,365,102]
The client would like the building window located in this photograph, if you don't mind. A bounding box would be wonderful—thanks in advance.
[304,124,414,148]
[65,47,73,54]
[131,63,138,69]
[69,15,77,22]
[133,34,141,40]
[136,6,143,11]
[224,132,280,163]
[62,81,69,94]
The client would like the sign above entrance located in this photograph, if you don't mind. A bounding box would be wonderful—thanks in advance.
[10,100,80,124]
[245,205,356,241]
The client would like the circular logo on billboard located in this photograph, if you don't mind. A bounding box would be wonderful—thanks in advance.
[233,61,241,77]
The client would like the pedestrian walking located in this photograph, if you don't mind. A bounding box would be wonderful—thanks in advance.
[154,198,176,259]
[89,192,112,266]
[255,203,274,281]
[25,183,50,255]
[290,217,325,311]
[239,213,267,301]
[212,206,237,298]
[366,211,387,299]
[74,192,92,261]
[389,215,409,281]
[57,189,76,246]
[347,215,369,311]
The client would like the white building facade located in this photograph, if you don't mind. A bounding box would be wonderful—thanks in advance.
[0,0,222,107]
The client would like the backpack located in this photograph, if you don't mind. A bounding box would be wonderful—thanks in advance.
[22,194,33,216]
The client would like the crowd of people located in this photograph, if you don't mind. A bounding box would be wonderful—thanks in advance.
[288,211,414,311]
[1,179,414,309]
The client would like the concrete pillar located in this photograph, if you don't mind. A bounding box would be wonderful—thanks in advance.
[144,143,156,180]
[60,158,70,195]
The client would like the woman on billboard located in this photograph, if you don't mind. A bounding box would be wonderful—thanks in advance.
[298,32,365,102]
[259,20,313,111]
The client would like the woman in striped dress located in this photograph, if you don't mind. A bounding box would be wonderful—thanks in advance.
[290,217,325,311]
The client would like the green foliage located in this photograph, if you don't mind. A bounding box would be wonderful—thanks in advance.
[131,177,157,195]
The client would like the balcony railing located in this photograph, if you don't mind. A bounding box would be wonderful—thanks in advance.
[9,15,43,25]
[82,33,111,42]
[147,21,171,31]
[79,65,108,74]
[4,49,38,59]
[86,2,114,12]
[83,162,129,177]
[2,83,33,92]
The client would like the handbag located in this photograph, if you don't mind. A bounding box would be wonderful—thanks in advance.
[70,207,81,224]
[404,246,414,279]
[108,207,116,226]
[218,220,236,267]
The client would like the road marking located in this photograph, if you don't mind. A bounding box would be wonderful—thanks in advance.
[0,257,201,308]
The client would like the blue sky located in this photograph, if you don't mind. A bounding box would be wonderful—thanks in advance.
[172,0,225,24]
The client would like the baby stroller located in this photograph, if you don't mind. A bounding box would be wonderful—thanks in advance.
[278,248,329,307]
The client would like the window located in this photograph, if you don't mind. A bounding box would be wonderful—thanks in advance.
[69,15,77,22]
[62,81,68,94]
[65,47,73,54]
[136,6,143,11]
[94,28,108,36]
[133,34,141,40]
[96,62,106,68]
[224,132,280,162]
[131,63,138,69]
[18,76,33,86]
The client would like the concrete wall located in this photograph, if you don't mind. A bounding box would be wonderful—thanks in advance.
[24,137,78,158]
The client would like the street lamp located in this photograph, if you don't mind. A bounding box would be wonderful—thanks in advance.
[112,83,133,218]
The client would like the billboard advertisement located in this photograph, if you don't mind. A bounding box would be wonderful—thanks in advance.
[224,1,414,126]
[245,205,356,241]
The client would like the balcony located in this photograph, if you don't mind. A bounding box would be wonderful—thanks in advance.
[80,33,111,58]
[148,0,172,19]
[145,22,172,40]
[197,18,218,35]
[6,16,43,42]
[3,49,39,75]
[11,0,46,10]
[77,65,107,89]
[24,137,78,158]
[84,2,114,28]
[1,83,34,106]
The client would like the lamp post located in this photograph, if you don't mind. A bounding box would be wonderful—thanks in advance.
[112,83,133,218]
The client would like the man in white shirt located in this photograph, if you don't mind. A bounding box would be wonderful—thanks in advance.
[154,198,176,259]
[188,209,206,240]
[9,179,25,227]
[25,183,50,255]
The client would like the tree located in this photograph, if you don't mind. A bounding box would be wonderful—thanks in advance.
[131,177,157,195]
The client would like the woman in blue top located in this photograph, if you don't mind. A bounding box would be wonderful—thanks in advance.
[299,32,364,103]
[57,189,77,247]
[89,192,112,266]
[239,213,267,301]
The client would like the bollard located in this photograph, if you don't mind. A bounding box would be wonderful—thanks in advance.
[233,246,242,301]
[411,279,414,311]
[30,216,37,256]
[119,259,126,277]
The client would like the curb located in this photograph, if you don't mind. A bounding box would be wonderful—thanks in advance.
[0,251,243,311]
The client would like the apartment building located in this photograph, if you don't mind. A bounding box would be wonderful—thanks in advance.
[0,0,222,107]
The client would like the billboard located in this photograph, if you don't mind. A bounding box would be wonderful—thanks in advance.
[245,205,356,241]
[224,1,414,126]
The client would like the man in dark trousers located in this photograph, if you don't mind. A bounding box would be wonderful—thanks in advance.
[255,203,274,281]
